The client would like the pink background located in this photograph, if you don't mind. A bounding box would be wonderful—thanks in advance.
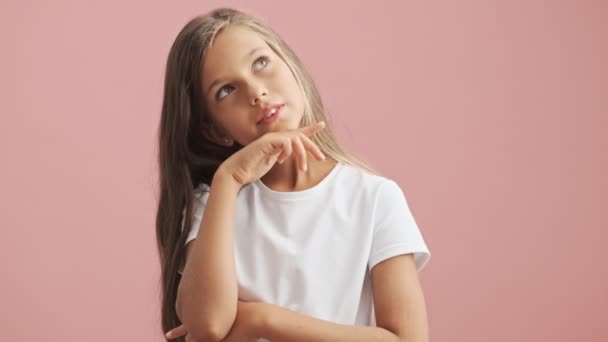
[1,0,606,341]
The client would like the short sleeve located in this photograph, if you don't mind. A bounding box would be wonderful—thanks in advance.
[368,180,431,272]
[177,183,210,275]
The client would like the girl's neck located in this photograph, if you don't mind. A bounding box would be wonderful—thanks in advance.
[259,155,338,192]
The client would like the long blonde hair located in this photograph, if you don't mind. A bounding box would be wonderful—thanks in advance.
[156,7,377,340]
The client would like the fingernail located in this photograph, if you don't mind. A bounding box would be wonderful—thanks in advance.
[165,331,172,338]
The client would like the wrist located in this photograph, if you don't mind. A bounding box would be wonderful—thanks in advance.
[212,165,242,192]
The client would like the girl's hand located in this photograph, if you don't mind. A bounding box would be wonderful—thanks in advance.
[217,121,327,187]
[165,301,264,341]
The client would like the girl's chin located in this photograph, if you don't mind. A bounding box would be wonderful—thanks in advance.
[246,121,298,144]
[258,118,298,132]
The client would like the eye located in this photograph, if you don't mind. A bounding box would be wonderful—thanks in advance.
[215,56,271,101]
[216,84,234,101]
[253,55,270,71]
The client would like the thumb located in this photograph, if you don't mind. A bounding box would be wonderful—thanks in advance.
[165,324,188,339]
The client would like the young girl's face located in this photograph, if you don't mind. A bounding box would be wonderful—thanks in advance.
[201,25,305,146]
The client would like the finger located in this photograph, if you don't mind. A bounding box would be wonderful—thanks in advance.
[266,135,286,163]
[265,152,280,166]
[292,135,308,171]
[276,136,293,164]
[299,133,326,161]
[298,121,326,136]
[165,324,188,340]
[299,121,325,136]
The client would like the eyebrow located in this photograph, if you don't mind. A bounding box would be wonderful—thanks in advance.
[206,46,267,97]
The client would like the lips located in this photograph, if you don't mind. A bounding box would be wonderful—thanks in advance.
[256,104,284,124]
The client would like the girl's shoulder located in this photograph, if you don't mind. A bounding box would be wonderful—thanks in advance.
[194,182,210,191]
[193,182,211,200]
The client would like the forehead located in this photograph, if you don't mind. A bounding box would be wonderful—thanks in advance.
[202,26,269,84]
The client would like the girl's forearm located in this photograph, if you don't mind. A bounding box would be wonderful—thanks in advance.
[177,170,241,340]
[255,303,406,342]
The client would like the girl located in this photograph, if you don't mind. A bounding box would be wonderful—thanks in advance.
[157,7,431,342]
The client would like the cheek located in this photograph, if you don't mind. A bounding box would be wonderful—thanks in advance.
[272,63,294,89]
[276,70,303,104]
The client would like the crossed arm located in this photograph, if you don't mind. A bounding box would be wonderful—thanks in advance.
[173,253,429,341]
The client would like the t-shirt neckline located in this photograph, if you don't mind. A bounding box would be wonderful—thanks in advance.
[252,162,343,200]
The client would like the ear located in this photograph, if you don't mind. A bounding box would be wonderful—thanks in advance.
[201,123,234,147]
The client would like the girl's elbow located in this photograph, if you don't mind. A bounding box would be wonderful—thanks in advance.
[191,307,237,342]
[189,324,227,342]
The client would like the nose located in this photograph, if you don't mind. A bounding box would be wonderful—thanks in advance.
[247,81,268,106]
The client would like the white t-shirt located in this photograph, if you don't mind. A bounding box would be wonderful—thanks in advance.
[178,162,431,333]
